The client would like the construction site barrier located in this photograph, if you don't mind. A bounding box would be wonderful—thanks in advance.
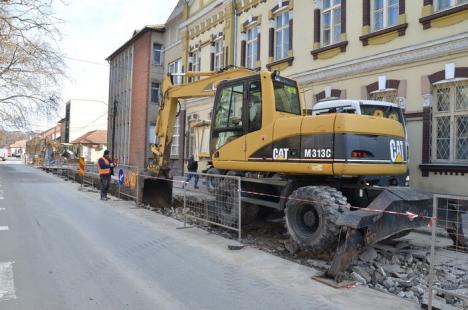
[117,165,140,202]
[427,194,468,310]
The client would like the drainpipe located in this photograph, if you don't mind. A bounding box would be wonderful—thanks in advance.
[232,0,238,66]
[111,99,117,157]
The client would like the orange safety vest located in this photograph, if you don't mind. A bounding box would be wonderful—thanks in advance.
[98,156,110,175]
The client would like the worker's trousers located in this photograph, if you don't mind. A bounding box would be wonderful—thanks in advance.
[100,174,111,198]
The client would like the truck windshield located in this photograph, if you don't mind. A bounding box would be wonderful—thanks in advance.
[273,81,301,115]
[360,104,405,125]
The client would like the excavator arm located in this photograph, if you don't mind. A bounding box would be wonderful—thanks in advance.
[148,68,254,177]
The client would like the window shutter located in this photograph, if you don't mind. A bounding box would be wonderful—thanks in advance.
[422,106,431,173]
[257,32,261,61]
[341,0,347,34]
[288,16,293,51]
[178,110,186,161]
[363,0,370,27]
[225,46,229,66]
[399,0,405,15]
[313,9,320,45]
[210,49,215,71]
[188,52,193,71]
[240,40,246,67]
[268,24,274,58]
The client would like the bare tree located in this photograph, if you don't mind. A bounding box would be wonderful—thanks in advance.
[0,0,65,129]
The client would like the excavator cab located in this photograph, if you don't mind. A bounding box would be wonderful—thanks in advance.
[210,71,303,166]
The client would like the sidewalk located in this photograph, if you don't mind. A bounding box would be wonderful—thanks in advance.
[69,180,419,310]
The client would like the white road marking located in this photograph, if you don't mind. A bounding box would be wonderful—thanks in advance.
[0,262,16,301]
[0,208,4,211]
[0,227,8,231]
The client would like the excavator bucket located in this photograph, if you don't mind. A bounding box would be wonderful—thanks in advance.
[327,187,435,279]
[142,176,173,209]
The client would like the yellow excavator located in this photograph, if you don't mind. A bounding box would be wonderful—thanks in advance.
[147,67,442,279]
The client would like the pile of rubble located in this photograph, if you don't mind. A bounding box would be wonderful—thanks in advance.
[347,246,468,309]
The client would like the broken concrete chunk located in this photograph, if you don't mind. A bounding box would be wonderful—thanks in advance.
[359,248,378,262]
[351,272,367,285]
[284,240,299,255]
[382,264,404,275]
[351,266,372,283]
[383,277,396,290]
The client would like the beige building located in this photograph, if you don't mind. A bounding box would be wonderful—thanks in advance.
[164,1,186,173]
[167,0,468,195]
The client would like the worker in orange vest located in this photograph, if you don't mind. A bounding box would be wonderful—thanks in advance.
[98,150,115,200]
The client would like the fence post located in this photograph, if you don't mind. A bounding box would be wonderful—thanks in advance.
[136,168,140,206]
[183,173,187,228]
[427,194,438,310]
[237,176,242,242]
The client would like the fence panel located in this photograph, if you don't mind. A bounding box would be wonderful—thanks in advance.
[82,164,97,187]
[117,165,139,202]
[179,172,242,240]
[428,194,468,310]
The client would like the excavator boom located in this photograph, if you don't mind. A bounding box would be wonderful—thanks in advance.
[148,68,255,177]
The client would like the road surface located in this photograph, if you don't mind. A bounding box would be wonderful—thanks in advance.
[0,160,418,309]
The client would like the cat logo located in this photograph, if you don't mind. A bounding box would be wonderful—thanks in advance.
[273,148,289,160]
[390,139,405,163]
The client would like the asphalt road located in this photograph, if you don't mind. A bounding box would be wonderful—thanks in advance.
[0,160,418,310]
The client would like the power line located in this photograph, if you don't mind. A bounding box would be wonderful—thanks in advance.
[64,56,109,67]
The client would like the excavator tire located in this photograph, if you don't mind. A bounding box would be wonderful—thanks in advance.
[285,186,349,254]
[215,172,259,227]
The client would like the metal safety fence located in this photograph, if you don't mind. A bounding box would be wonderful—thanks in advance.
[82,164,97,188]
[181,172,242,240]
[117,165,140,201]
[427,194,468,310]
[139,172,242,240]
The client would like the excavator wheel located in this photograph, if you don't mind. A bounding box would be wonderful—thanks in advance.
[285,186,349,254]
[215,171,259,227]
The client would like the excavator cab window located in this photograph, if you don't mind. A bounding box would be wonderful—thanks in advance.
[212,83,245,150]
[273,79,300,115]
[248,80,262,132]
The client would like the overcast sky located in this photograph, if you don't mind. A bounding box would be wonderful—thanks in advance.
[38,0,178,129]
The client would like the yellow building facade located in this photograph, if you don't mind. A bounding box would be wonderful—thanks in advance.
[174,0,468,195]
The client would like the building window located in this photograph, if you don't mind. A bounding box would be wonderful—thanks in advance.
[168,59,182,85]
[171,117,180,156]
[435,0,468,11]
[246,26,259,69]
[151,82,160,103]
[368,89,398,103]
[432,80,468,162]
[322,0,341,47]
[372,0,399,31]
[192,50,200,72]
[153,43,163,65]
[275,11,290,61]
[214,40,224,71]
[190,50,200,82]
